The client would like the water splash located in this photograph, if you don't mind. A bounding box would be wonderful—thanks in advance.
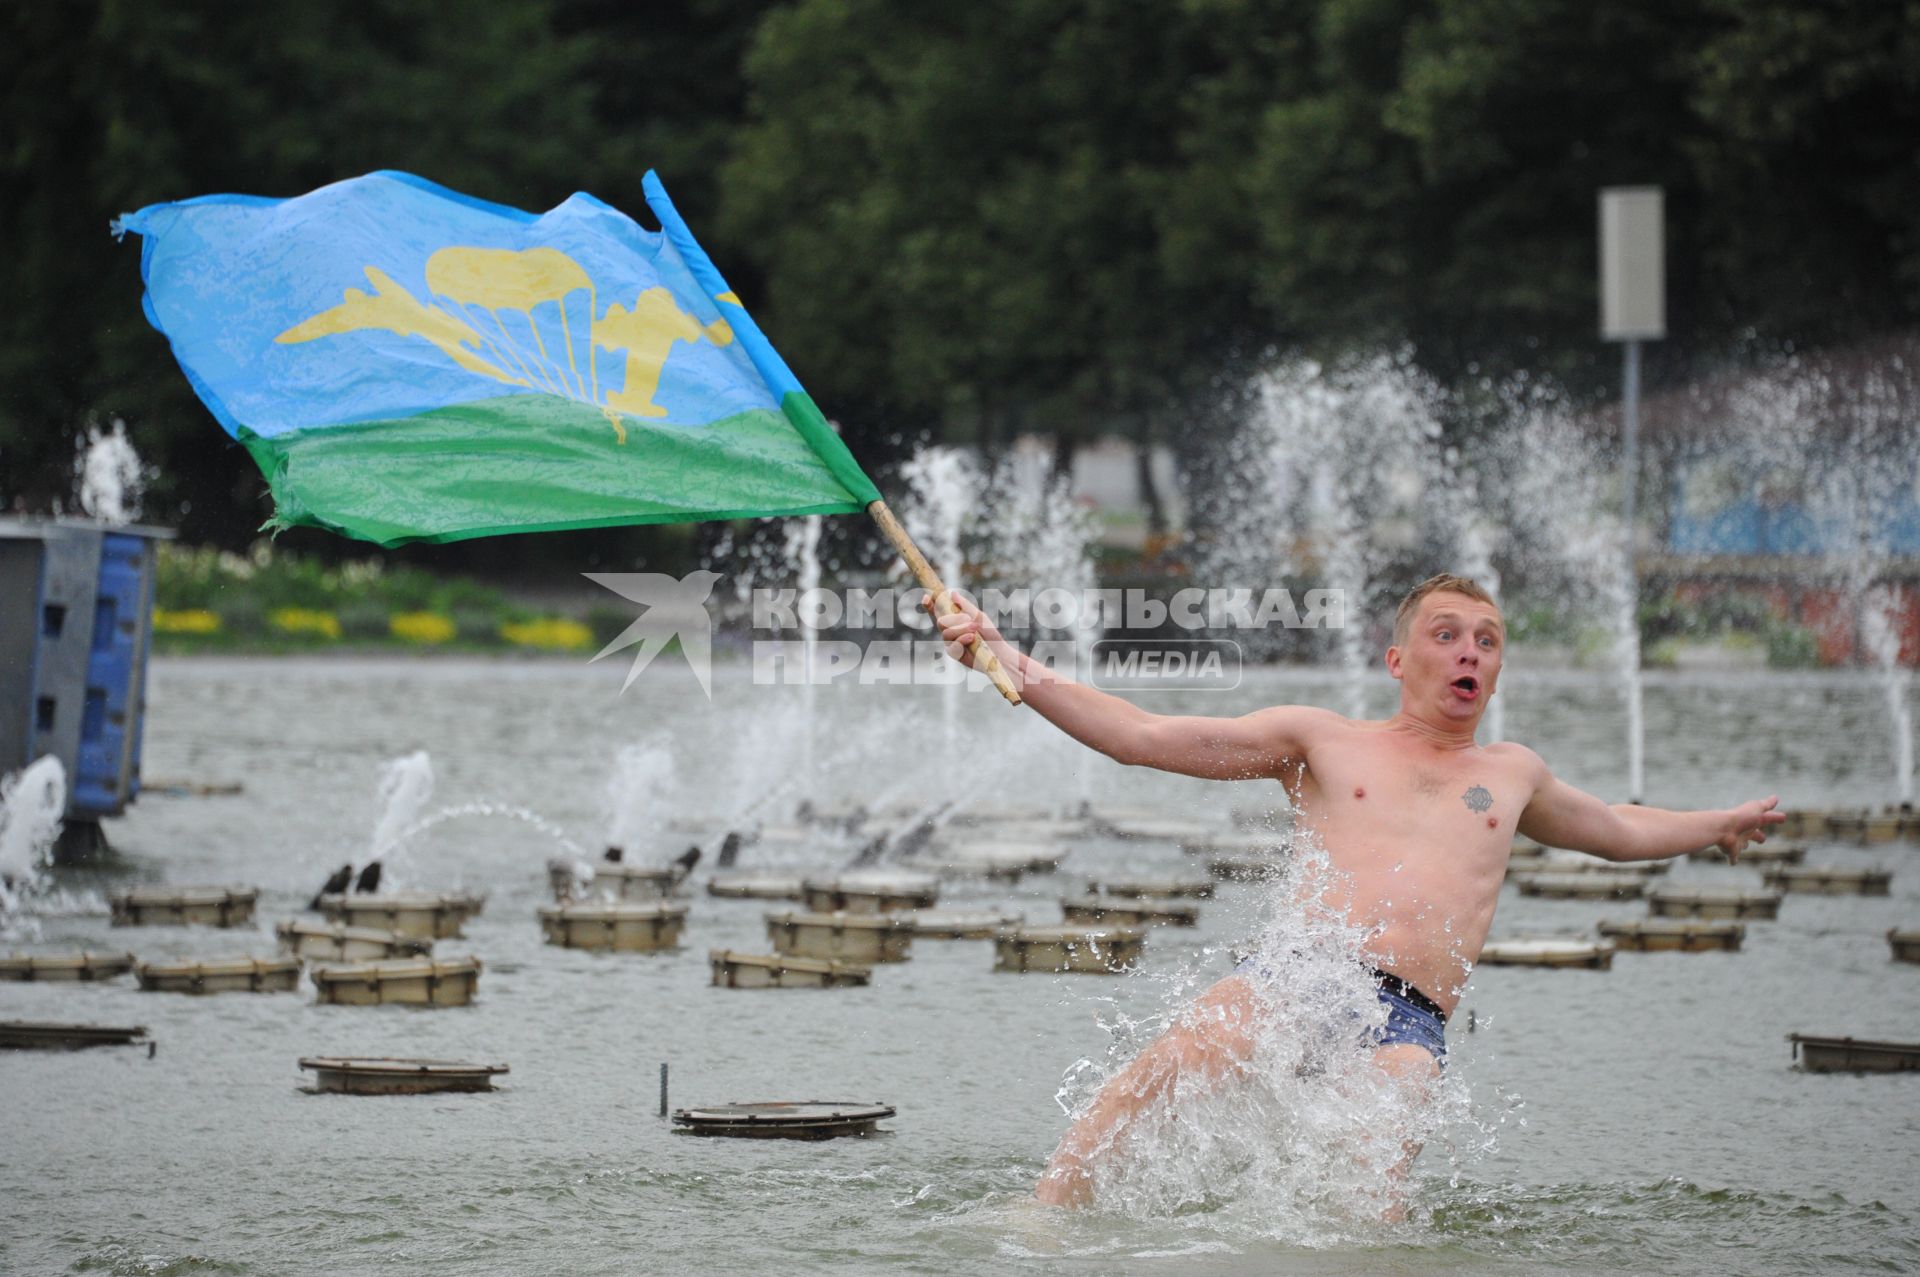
[0,756,67,928]
[1048,840,1488,1236]
[75,418,144,525]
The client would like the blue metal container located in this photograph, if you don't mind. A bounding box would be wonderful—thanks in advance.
[0,519,168,825]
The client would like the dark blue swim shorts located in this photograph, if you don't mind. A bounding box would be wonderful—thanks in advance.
[1233,958,1449,1065]
[1370,972,1448,1063]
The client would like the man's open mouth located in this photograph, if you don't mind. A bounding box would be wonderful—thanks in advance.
[1451,675,1480,698]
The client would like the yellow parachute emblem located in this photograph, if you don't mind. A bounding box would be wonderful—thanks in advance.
[275,246,733,443]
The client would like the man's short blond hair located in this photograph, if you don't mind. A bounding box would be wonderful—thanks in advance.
[1392,573,1500,646]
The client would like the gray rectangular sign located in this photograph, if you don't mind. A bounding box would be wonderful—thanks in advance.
[1600,187,1665,341]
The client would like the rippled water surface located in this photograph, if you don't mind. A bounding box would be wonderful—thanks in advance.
[3,657,1917,1275]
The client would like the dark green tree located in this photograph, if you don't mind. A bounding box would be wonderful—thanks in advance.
[720,0,1307,475]
[1245,0,1920,388]
[1686,0,1920,338]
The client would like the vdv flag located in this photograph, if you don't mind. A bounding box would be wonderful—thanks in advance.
[115,171,881,547]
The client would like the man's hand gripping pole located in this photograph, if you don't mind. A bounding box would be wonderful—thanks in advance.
[865,499,1022,706]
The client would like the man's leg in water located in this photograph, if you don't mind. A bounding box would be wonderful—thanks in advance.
[1034,973,1265,1208]
[1369,1042,1441,1220]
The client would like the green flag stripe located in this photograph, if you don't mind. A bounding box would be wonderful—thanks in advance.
[241,395,872,548]
[779,390,882,508]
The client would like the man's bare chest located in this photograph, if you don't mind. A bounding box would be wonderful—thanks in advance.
[1301,738,1526,840]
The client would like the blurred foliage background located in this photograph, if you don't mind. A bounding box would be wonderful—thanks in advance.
[3,0,1915,573]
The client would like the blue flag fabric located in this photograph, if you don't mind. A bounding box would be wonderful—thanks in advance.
[116,171,878,546]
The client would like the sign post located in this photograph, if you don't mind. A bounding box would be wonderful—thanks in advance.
[1600,186,1666,546]
[1599,186,1665,802]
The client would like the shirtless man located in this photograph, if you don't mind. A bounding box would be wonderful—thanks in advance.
[931,572,1783,1208]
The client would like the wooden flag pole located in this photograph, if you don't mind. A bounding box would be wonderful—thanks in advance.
[866,499,1023,706]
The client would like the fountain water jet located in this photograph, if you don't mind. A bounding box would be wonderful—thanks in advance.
[1863,588,1915,805]
[1203,353,1485,719]
[1821,378,1919,807]
[1463,380,1644,793]
[984,447,1100,682]
[365,752,435,881]
[1455,520,1505,743]
[382,802,591,867]
[1678,353,1917,805]
[75,418,144,525]
[902,446,983,740]
[0,757,67,926]
[604,737,678,859]
[782,514,824,777]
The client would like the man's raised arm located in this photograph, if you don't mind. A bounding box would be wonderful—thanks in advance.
[1515,750,1784,863]
[931,594,1319,781]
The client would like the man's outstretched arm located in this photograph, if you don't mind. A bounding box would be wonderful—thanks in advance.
[931,594,1321,781]
[1516,751,1784,863]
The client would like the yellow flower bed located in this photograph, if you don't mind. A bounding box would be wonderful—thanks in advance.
[153,608,221,635]
[268,607,342,640]
[389,611,457,644]
[499,616,594,650]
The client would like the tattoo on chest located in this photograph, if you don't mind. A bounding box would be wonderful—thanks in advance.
[1462,784,1494,813]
